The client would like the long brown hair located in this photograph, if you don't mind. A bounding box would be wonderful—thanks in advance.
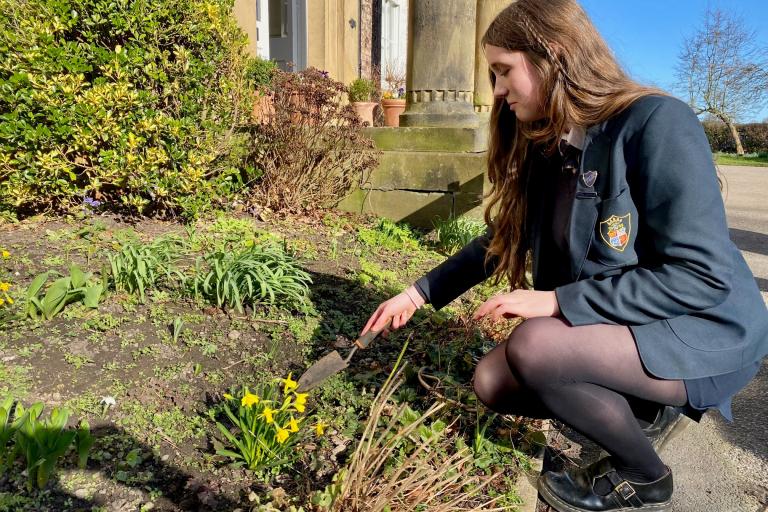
[481,0,665,289]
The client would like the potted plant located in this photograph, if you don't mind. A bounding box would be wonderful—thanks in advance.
[381,61,406,127]
[247,57,278,124]
[348,78,377,127]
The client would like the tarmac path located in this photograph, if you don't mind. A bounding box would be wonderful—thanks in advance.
[664,165,768,512]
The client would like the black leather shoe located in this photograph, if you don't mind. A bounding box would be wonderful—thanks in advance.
[538,457,673,511]
[642,406,690,452]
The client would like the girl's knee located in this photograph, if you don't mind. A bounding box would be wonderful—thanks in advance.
[505,317,562,389]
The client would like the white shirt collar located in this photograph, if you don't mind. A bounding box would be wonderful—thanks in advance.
[560,125,586,151]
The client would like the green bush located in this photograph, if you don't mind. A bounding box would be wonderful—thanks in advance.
[702,121,768,153]
[0,0,258,218]
[347,78,376,103]
[247,58,279,90]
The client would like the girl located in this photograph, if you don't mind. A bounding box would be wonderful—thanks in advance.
[361,0,768,510]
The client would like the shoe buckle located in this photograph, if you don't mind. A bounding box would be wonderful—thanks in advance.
[614,481,637,501]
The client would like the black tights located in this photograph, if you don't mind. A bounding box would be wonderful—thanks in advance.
[473,317,688,481]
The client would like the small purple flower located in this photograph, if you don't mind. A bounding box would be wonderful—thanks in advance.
[320,70,329,78]
[84,197,102,208]
[397,87,405,98]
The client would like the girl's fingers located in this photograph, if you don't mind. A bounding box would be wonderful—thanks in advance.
[474,295,507,319]
[363,306,386,335]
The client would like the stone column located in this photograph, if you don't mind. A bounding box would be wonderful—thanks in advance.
[399,0,478,128]
[474,0,510,113]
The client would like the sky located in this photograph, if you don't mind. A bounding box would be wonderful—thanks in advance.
[578,0,768,122]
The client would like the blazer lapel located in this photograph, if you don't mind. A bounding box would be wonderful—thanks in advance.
[568,125,611,280]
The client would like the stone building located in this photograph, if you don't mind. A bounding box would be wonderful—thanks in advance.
[233,0,511,226]
[232,0,408,90]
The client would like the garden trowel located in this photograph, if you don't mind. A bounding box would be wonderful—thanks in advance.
[296,319,392,392]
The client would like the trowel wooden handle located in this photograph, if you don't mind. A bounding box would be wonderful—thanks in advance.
[356,319,393,349]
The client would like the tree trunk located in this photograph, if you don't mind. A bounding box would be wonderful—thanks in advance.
[724,119,745,155]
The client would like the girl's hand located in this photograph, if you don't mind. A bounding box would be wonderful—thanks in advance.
[361,285,424,337]
[472,290,560,321]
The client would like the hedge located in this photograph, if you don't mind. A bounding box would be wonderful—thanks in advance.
[0,0,261,219]
[702,121,768,154]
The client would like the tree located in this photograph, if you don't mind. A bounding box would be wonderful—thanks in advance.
[675,8,768,155]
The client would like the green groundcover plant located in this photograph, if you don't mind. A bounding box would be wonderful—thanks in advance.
[0,0,261,218]
[1,396,93,490]
[25,264,105,320]
[191,242,313,314]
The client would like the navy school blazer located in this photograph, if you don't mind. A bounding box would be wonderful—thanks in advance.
[414,95,768,380]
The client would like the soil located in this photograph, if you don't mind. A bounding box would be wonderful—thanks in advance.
[0,210,534,511]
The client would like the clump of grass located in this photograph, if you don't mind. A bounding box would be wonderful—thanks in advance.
[432,216,486,254]
[323,342,504,511]
[191,243,312,314]
[357,218,420,251]
[108,236,185,302]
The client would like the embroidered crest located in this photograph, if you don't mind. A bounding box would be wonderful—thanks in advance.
[599,214,631,252]
[582,170,598,188]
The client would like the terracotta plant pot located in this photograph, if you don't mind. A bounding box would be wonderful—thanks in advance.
[252,91,275,124]
[351,101,378,127]
[381,98,406,127]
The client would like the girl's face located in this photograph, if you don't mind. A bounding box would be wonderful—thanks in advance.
[484,44,545,122]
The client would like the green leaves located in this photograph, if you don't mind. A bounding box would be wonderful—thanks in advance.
[0,396,89,490]
[0,0,257,218]
[214,382,311,477]
[192,243,312,314]
[25,265,105,320]
[108,236,184,302]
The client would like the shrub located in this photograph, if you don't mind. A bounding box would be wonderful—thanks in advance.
[0,0,258,218]
[246,68,379,212]
[347,78,376,103]
[247,58,279,91]
[702,121,768,153]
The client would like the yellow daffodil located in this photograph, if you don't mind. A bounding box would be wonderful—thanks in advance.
[5,297,12,305]
[241,392,260,408]
[223,393,234,400]
[315,421,327,436]
[288,416,300,433]
[0,282,9,292]
[262,406,275,423]
[283,373,298,394]
[293,392,308,413]
[0,298,4,306]
[1,250,9,259]
[276,427,290,444]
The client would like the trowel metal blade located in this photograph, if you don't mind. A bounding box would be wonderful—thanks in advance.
[296,350,348,392]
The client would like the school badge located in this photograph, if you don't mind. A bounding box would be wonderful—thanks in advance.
[599,214,631,252]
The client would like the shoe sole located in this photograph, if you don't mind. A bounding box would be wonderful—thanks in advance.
[652,414,692,452]
[538,475,672,512]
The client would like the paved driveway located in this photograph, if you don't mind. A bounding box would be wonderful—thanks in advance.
[665,166,768,512]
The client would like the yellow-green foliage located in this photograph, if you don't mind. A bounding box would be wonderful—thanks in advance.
[0,0,261,218]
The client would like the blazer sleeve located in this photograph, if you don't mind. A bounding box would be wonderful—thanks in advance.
[414,226,498,310]
[555,97,734,326]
